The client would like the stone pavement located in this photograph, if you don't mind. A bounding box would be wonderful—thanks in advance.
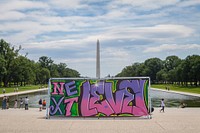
[0,107,200,133]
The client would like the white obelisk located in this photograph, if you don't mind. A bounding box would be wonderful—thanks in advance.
[96,39,100,78]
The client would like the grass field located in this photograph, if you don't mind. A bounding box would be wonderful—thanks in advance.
[0,85,47,94]
[151,84,200,94]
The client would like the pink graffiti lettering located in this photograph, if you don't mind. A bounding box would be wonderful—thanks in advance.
[64,97,78,116]
[52,82,64,95]
[80,80,148,116]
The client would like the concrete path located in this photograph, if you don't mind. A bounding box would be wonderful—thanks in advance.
[0,88,48,98]
[0,108,200,133]
[151,88,200,97]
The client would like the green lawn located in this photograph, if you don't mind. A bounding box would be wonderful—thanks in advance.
[0,85,47,94]
[151,84,200,94]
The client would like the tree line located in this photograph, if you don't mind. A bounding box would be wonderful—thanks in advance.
[116,55,200,86]
[0,39,80,87]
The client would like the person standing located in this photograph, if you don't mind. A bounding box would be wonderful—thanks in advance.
[14,99,18,109]
[2,96,7,109]
[19,98,23,109]
[42,99,46,109]
[160,98,165,112]
[6,97,9,109]
[3,89,5,94]
[39,99,42,111]
[24,97,29,110]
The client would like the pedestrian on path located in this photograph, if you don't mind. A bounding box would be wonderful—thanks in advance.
[160,98,165,113]
[42,99,46,109]
[24,97,29,110]
[19,98,23,109]
[2,96,7,109]
[6,97,9,109]
[39,99,42,111]
[14,99,18,109]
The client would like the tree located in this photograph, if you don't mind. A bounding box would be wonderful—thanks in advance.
[38,56,54,69]
[186,55,200,86]
[38,56,60,77]
[156,69,167,83]
[144,58,163,83]
[11,56,36,86]
[164,55,181,71]
[0,39,21,87]
[37,68,50,84]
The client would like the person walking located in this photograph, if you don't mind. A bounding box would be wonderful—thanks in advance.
[160,98,165,112]
[39,99,42,111]
[24,97,29,110]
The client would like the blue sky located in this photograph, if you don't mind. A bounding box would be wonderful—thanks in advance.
[0,0,200,78]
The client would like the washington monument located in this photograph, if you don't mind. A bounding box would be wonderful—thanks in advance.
[96,39,100,78]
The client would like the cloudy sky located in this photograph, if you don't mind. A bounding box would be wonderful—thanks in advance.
[0,0,200,78]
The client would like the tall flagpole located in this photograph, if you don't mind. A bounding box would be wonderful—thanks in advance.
[96,39,100,78]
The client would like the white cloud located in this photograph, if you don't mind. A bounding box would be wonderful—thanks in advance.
[58,57,95,64]
[23,39,87,49]
[92,24,194,42]
[0,11,26,20]
[178,0,200,7]
[48,0,84,9]
[0,0,49,13]
[143,44,200,53]
[8,23,193,50]
[116,0,180,10]
[102,47,129,59]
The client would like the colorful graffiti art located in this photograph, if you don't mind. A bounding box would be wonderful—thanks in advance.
[49,78,149,117]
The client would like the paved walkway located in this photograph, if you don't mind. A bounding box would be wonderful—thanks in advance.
[151,88,200,97]
[0,108,200,133]
[0,88,48,98]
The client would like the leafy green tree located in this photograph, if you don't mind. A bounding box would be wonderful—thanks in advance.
[164,55,181,71]
[65,68,80,77]
[156,69,167,83]
[38,56,59,77]
[186,55,200,86]
[38,56,54,69]
[144,58,163,83]
[11,56,36,86]
[37,68,50,84]
[0,39,21,87]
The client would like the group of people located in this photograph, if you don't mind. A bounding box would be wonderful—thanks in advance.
[38,99,46,111]
[165,86,170,91]
[2,96,29,110]
[14,88,19,92]
[2,95,47,111]
[2,88,19,94]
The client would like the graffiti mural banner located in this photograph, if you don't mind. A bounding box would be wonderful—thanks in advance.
[48,77,150,117]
